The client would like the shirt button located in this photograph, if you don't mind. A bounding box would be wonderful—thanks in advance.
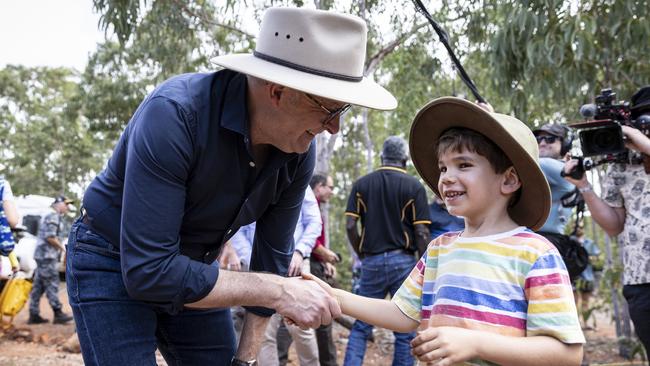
[227,229,232,234]
[249,161,255,167]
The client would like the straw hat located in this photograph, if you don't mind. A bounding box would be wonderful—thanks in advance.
[212,7,396,110]
[409,97,551,231]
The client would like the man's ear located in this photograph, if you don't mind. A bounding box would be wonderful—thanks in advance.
[267,82,286,107]
[501,166,522,195]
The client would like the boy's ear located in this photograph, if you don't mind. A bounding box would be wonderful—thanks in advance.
[501,166,522,195]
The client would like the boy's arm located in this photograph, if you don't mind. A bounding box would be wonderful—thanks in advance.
[303,273,419,333]
[412,327,582,366]
[334,288,418,333]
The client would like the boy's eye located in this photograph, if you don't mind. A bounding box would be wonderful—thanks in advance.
[459,163,472,169]
[439,166,447,173]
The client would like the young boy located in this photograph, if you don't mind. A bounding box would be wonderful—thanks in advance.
[306,97,585,365]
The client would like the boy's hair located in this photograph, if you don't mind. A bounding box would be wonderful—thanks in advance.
[436,128,513,174]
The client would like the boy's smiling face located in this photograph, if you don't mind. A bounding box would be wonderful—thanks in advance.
[437,149,513,220]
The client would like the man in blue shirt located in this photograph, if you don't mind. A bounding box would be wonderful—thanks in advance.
[65,7,396,366]
[533,123,575,235]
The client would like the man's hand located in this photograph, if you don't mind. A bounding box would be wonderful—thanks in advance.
[562,157,590,189]
[218,242,241,271]
[314,246,339,264]
[274,275,340,329]
[287,251,304,276]
[622,125,650,155]
[477,101,494,113]
[411,327,479,365]
[324,262,337,278]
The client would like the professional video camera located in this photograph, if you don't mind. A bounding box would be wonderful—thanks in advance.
[563,88,650,179]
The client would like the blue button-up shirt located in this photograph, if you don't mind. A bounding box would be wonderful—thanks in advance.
[231,187,322,266]
[82,70,315,315]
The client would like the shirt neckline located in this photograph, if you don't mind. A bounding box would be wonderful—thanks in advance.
[454,226,526,242]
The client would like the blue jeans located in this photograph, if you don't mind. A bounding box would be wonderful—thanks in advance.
[343,250,416,366]
[66,219,236,366]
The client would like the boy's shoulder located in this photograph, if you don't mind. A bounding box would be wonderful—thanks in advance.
[428,228,558,255]
[499,229,560,258]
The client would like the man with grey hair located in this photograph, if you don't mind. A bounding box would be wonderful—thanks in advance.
[344,136,431,365]
[66,7,397,366]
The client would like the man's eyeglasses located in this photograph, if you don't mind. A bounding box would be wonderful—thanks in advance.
[536,135,559,144]
[303,93,351,127]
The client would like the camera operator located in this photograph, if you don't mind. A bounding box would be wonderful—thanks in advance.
[532,124,591,282]
[534,123,575,234]
[564,86,650,357]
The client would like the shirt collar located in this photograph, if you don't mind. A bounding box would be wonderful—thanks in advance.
[219,73,249,137]
[377,165,407,174]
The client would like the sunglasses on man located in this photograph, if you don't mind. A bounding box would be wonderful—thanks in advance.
[535,135,559,144]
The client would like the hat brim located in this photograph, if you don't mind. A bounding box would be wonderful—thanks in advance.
[212,54,397,111]
[409,97,550,231]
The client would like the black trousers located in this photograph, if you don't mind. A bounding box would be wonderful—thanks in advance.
[623,283,650,358]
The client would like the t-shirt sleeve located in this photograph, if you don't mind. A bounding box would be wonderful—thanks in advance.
[392,240,437,322]
[412,183,432,225]
[601,165,624,208]
[1,180,14,201]
[524,249,585,344]
[345,184,361,218]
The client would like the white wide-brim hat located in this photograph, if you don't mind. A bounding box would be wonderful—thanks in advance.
[410,97,551,231]
[212,7,397,111]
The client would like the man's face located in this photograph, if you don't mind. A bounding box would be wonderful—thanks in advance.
[536,132,563,159]
[315,176,334,202]
[55,202,69,214]
[272,90,348,154]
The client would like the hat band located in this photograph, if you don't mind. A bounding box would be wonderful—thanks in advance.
[253,51,363,82]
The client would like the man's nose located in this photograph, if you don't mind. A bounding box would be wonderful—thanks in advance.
[325,118,341,134]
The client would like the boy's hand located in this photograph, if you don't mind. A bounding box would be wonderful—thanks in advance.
[301,272,335,296]
[411,327,478,365]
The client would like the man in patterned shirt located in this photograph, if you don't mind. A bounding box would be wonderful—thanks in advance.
[564,86,650,357]
[308,98,585,365]
[28,195,74,325]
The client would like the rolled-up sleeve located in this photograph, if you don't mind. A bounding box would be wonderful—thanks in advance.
[246,145,316,316]
[120,96,219,314]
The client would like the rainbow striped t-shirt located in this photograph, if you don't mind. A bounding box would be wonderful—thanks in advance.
[393,227,585,364]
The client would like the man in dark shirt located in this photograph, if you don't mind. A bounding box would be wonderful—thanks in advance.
[343,136,431,366]
[66,7,397,366]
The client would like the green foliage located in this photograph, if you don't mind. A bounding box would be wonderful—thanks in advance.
[0,66,109,199]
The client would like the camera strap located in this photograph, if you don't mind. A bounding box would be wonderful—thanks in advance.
[412,0,486,104]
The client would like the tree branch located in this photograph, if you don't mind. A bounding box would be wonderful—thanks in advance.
[171,0,255,40]
[365,21,428,74]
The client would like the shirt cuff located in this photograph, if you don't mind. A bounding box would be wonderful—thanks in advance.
[244,305,275,317]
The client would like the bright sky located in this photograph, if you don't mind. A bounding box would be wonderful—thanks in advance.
[0,0,105,70]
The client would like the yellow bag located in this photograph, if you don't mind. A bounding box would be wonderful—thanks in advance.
[0,275,32,325]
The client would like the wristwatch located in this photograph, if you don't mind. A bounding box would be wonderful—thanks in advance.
[231,357,257,366]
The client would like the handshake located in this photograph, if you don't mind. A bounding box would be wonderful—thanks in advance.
[274,271,341,329]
